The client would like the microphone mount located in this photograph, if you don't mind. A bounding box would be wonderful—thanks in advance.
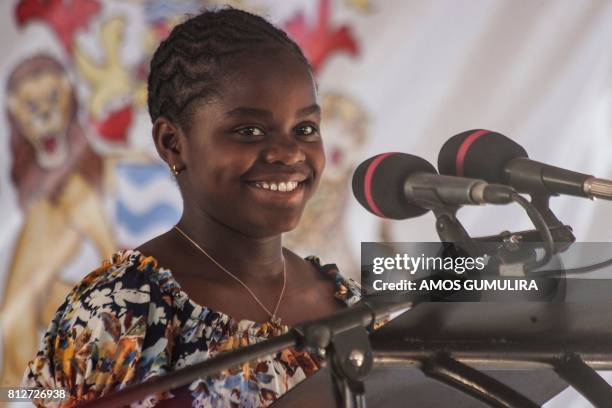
[408,183,483,258]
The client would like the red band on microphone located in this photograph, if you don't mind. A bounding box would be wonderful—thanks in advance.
[456,129,491,176]
[364,153,396,217]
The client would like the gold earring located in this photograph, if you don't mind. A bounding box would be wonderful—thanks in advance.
[172,164,180,175]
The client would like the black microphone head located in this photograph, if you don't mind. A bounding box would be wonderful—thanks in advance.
[352,152,437,219]
[438,129,528,183]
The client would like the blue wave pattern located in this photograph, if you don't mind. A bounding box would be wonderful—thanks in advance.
[115,162,170,185]
[116,201,180,235]
[114,163,181,236]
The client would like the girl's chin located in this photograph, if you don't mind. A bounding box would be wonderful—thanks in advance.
[240,213,304,238]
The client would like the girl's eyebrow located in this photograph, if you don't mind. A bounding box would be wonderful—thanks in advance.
[225,107,272,118]
[296,104,321,117]
[224,104,321,118]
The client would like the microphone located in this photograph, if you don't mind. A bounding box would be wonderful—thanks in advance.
[438,129,612,200]
[351,152,515,219]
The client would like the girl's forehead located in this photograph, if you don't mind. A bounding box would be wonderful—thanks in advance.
[222,47,311,83]
[216,51,317,108]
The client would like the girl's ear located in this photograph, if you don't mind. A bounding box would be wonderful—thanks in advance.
[152,116,186,173]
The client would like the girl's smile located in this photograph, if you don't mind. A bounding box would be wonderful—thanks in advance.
[244,178,307,206]
[242,162,312,206]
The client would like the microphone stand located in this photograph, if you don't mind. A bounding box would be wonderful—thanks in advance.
[529,194,575,252]
[413,186,576,272]
[432,207,481,255]
[475,225,573,245]
[408,185,482,257]
[78,294,416,408]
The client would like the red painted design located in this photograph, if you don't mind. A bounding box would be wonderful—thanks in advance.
[284,0,359,74]
[91,105,132,143]
[15,0,101,54]
[152,20,172,41]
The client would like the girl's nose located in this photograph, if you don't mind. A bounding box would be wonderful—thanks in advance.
[263,135,306,165]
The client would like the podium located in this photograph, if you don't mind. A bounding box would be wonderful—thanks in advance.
[368,302,612,407]
[276,301,612,407]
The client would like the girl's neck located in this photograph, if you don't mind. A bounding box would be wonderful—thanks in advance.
[175,208,284,280]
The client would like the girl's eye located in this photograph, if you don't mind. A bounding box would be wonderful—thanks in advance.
[296,124,320,138]
[236,126,265,138]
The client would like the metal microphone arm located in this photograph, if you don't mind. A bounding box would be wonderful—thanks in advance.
[532,196,575,253]
[408,184,483,257]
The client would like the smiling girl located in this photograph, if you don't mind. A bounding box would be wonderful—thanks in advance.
[23,7,360,407]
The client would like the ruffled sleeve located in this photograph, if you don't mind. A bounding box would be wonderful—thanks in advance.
[22,251,177,407]
[305,256,362,307]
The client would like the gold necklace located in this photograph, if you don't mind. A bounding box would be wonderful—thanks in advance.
[173,225,286,325]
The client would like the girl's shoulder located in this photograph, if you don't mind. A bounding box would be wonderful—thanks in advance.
[23,250,179,405]
[59,249,188,323]
[69,249,178,299]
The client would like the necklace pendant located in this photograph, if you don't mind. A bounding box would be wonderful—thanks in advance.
[270,315,281,325]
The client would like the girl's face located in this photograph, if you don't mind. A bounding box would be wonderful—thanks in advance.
[179,48,325,237]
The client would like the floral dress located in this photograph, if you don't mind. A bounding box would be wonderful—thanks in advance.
[23,250,362,407]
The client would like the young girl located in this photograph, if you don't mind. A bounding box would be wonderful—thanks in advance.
[23,7,360,407]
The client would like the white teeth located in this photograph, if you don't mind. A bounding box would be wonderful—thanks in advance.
[252,181,300,192]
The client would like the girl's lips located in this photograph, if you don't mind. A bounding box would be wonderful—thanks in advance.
[244,180,307,204]
[242,168,312,186]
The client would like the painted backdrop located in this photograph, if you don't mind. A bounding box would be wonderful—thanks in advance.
[1,1,611,406]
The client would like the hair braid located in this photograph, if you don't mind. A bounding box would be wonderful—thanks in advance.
[147,7,311,128]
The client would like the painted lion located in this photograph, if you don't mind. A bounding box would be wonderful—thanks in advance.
[1,55,115,386]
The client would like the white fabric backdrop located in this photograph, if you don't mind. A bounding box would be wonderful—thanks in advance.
[1,0,611,406]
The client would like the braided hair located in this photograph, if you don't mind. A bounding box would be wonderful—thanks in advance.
[147,7,311,129]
